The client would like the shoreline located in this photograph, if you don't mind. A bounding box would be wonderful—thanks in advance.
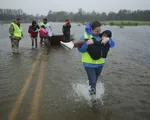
[1,21,150,26]
[82,21,150,26]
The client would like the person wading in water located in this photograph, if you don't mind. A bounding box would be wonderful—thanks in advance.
[40,18,48,46]
[9,18,23,53]
[61,21,115,96]
[28,20,40,48]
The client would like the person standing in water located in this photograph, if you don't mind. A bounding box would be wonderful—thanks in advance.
[28,20,40,48]
[62,21,115,95]
[44,20,53,47]
[40,18,48,46]
[62,19,71,42]
[9,18,23,53]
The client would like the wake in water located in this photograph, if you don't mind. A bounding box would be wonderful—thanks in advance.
[72,81,105,104]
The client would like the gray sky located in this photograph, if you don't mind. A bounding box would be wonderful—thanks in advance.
[0,0,150,15]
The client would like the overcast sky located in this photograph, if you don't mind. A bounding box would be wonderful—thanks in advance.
[0,0,150,15]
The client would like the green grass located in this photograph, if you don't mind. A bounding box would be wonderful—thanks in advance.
[82,21,150,26]
[1,20,150,26]
[0,21,31,24]
[0,21,10,24]
[101,21,150,26]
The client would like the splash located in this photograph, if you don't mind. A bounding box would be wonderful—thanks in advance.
[72,81,105,102]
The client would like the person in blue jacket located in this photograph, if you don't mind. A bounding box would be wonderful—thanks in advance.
[78,21,115,95]
[61,21,115,95]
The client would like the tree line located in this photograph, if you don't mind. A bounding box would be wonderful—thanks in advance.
[0,8,150,22]
[0,9,45,22]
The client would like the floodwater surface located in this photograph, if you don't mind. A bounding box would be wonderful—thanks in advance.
[0,23,150,120]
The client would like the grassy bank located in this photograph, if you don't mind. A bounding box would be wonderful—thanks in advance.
[82,21,150,26]
[0,21,11,24]
[0,21,32,24]
[102,21,150,26]
[1,20,150,26]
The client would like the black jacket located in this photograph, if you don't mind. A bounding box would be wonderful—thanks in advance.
[86,38,110,60]
[62,24,71,34]
[86,30,112,60]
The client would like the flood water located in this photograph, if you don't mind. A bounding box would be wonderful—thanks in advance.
[0,23,150,120]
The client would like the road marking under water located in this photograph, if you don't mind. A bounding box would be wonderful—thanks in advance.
[28,56,46,120]
[8,53,41,120]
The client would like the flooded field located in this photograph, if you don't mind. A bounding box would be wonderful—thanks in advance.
[0,23,150,120]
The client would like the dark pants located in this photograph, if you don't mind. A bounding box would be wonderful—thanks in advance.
[31,36,37,48]
[64,33,70,42]
[40,36,44,45]
[85,66,103,89]
[44,36,51,47]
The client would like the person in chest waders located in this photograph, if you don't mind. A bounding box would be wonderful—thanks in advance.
[62,19,71,42]
[62,21,115,95]
[28,20,40,48]
[9,18,23,54]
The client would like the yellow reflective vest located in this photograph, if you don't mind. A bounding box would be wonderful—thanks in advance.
[81,32,105,64]
[9,23,22,38]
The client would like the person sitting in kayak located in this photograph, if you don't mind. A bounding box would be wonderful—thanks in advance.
[28,20,40,48]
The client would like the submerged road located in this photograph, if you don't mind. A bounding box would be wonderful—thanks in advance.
[8,51,45,120]
[0,23,150,120]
